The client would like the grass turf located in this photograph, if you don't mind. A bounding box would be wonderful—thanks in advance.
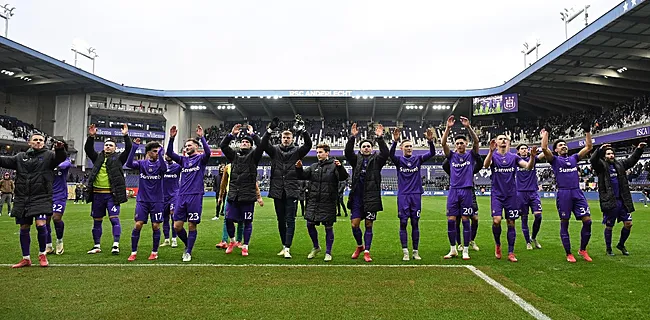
[0,196,649,319]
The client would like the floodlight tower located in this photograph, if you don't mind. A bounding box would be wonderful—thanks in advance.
[71,39,99,73]
[0,4,15,38]
[560,5,591,39]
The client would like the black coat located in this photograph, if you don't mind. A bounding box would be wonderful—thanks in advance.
[84,135,132,204]
[220,132,269,203]
[344,135,389,213]
[590,147,643,213]
[0,147,66,218]
[266,131,312,199]
[297,158,349,223]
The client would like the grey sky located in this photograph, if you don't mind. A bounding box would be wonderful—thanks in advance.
[10,0,619,91]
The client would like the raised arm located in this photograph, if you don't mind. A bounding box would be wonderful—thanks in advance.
[264,118,280,157]
[220,124,241,162]
[253,130,271,163]
[375,124,389,164]
[422,128,436,162]
[195,125,211,165]
[577,123,593,160]
[389,140,399,167]
[157,146,167,173]
[297,129,313,159]
[460,116,480,154]
[51,141,67,169]
[84,125,98,163]
[621,142,646,170]
[441,116,454,157]
[540,129,554,162]
[590,144,607,173]
[118,124,132,164]
[345,123,358,167]
[483,140,496,169]
[125,139,140,169]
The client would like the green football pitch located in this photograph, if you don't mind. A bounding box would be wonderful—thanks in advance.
[1,197,648,319]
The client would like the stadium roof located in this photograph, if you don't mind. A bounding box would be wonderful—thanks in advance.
[0,0,649,120]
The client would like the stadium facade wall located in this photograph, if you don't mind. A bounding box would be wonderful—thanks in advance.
[0,92,56,134]
[188,111,222,135]
[54,94,88,166]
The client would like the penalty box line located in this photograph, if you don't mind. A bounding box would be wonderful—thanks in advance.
[465,265,551,320]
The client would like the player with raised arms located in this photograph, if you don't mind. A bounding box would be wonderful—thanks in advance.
[166,124,211,262]
[125,139,167,261]
[440,115,480,260]
[220,124,270,256]
[541,126,593,263]
[590,142,646,256]
[484,135,537,262]
[45,143,71,255]
[345,123,389,262]
[515,139,546,250]
[389,127,435,261]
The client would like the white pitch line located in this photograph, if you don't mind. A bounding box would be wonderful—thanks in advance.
[465,265,551,320]
[0,263,468,268]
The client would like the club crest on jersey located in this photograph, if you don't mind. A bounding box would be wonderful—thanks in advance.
[407,162,412,167]
[566,162,571,166]
[148,168,153,172]
[502,159,506,164]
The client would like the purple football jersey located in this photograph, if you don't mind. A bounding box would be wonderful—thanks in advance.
[609,164,620,199]
[448,150,475,189]
[166,136,211,195]
[516,156,538,192]
[550,154,580,190]
[127,147,167,202]
[53,158,72,202]
[490,152,522,196]
[163,162,181,200]
[391,140,435,195]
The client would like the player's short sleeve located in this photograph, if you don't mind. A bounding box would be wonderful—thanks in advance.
[571,154,580,163]
[515,154,524,164]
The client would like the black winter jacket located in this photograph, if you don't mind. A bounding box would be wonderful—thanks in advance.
[266,130,312,199]
[590,146,644,213]
[220,132,270,202]
[0,147,66,218]
[345,135,389,213]
[297,158,349,223]
[85,135,132,204]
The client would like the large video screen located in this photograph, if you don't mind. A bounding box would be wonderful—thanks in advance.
[472,93,518,116]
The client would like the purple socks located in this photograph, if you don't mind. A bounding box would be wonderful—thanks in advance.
[307,223,319,248]
[560,220,571,254]
[399,219,408,249]
[507,225,516,254]
[187,230,197,254]
[243,221,252,246]
[492,224,502,246]
[364,226,373,251]
[532,213,542,239]
[92,220,103,245]
[110,218,121,243]
[411,219,420,250]
[462,219,471,247]
[131,228,141,252]
[521,215,531,243]
[352,226,363,246]
[325,227,334,255]
[20,228,30,256]
[152,228,161,252]
[580,219,592,251]
[36,225,47,253]
[447,220,457,246]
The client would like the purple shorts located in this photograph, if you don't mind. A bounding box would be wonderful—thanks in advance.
[52,199,67,214]
[91,193,120,218]
[603,200,632,225]
[173,194,203,224]
[163,197,177,218]
[556,189,591,220]
[397,194,421,220]
[447,188,475,217]
[491,194,520,220]
[15,214,47,225]
[135,201,164,224]
[226,201,255,222]
[518,191,542,215]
